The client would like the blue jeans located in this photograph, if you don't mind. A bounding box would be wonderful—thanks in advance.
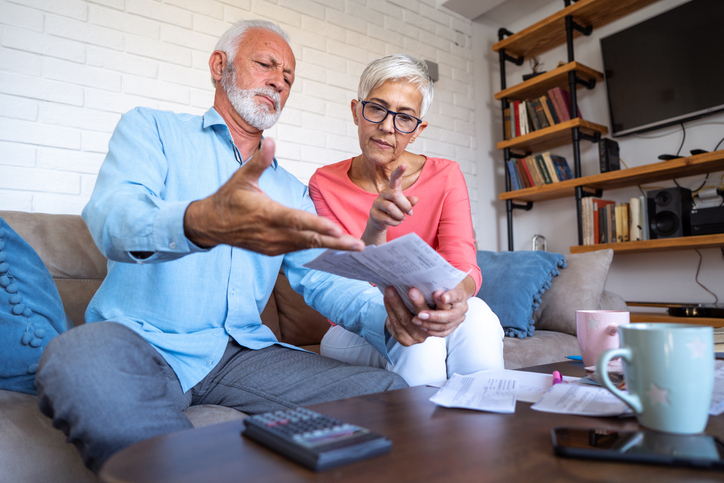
[35,322,406,473]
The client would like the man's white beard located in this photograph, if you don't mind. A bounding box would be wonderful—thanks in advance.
[221,64,282,130]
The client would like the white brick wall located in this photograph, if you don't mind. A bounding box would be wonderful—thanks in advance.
[0,0,479,234]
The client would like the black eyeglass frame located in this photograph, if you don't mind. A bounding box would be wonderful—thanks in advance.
[358,100,423,134]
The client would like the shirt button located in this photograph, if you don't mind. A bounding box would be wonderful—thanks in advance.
[206,360,213,366]
[169,241,176,249]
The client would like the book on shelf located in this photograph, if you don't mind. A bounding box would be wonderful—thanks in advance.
[532,98,550,129]
[639,195,650,240]
[505,160,520,190]
[512,100,521,137]
[534,154,554,184]
[607,204,616,244]
[598,206,608,244]
[524,156,544,186]
[539,95,557,127]
[503,107,511,140]
[630,197,643,241]
[714,327,724,344]
[620,203,630,242]
[593,199,616,244]
[547,87,581,122]
[516,158,534,188]
[549,154,573,181]
[544,96,560,124]
[526,100,541,131]
[518,102,529,135]
[547,87,570,122]
[582,197,590,245]
[614,204,624,243]
[541,152,560,183]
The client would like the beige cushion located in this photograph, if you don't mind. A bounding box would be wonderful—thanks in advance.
[503,330,580,369]
[533,249,614,335]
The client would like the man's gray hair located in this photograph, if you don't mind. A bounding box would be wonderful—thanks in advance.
[357,54,434,118]
[211,19,290,87]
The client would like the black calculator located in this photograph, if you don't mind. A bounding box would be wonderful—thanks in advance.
[241,407,392,471]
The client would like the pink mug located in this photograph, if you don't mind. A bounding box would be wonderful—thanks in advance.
[575,310,630,367]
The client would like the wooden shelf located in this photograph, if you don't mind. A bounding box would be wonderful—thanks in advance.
[499,149,724,203]
[497,118,607,153]
[569,233,724,254]
[492,0,660,59]
[629,312,724,328]
[494,62,603,102]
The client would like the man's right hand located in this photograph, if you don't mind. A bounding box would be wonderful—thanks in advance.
[184,138,364,256]
[383,286,430,346]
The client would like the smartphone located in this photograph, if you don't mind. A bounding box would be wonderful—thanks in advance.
[551,427,724,470]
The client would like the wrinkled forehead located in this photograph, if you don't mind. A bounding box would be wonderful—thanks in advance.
[237,28,296,71]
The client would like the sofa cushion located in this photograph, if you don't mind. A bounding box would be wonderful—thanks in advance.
[502,330,580,369]
[475,250,566,338]
[1,211,107,327]
[0,217,69,395]
[533,249,614,336]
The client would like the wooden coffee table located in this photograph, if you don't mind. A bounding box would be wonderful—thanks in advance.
[100,361,724,482]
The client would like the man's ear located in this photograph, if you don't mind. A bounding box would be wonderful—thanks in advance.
[209,50,227,83]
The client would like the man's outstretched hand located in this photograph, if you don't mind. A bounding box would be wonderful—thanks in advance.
[184,138,364,256]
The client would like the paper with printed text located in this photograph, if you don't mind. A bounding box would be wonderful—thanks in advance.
[304,233,468,312]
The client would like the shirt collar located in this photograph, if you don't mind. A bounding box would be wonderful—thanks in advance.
[203,107,278,170]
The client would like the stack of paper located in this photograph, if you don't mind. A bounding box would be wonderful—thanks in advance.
[429,368,635,417]
[304,233,468,312]
[429,373,517,413]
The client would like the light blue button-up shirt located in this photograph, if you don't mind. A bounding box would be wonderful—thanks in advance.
[82,107,389,392]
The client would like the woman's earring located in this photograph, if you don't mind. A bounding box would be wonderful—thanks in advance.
[410,138,416,143]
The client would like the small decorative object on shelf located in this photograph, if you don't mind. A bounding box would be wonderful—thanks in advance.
[522,57,546,81]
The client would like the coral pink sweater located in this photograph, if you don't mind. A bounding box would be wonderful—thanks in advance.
[308,157,482,293]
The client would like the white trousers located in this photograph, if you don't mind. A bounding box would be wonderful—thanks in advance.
[320,297,505,386]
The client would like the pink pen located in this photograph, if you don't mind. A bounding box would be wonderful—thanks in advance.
[551,371,563,386]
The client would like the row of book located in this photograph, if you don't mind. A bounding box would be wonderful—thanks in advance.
[503,87,579,140]
[506,152,574,190]
[714,327,724,353]
[581,196,650,246]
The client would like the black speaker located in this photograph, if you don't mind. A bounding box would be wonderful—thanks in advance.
[599,138,620,173]
[647,187,692,239]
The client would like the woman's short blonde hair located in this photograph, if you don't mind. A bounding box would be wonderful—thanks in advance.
[357,54,434,117]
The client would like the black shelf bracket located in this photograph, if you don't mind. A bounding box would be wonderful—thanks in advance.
[498,28,514,40]
[501,49,524,66]
[511,201,534,211]
[508,151,530,159]
[579,131,601,143]
[563,0,581,6]
[570,20,592,36]
[581,188,603,198]
[575,75,596,90]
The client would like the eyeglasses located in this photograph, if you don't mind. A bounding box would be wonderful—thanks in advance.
[359,100,422,134]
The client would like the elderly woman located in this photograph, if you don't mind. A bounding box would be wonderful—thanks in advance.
[308,55,504,386]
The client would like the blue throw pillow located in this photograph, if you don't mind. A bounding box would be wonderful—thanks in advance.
[0,217,69,395]
[475,250,566,338]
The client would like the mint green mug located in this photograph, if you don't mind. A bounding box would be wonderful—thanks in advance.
[596,323,714,434]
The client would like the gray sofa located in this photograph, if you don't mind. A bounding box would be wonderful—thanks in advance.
[0,210,625,482]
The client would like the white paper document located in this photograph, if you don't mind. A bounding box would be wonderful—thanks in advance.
[478,369,580,403]
[304,233,468,312]
[429,373,517,413]
[531,383,633,417]
[709,360,724,415]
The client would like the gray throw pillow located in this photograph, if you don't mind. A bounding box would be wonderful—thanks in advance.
[533,249,614,336]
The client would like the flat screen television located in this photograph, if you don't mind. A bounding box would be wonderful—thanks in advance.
[600,0,724,137]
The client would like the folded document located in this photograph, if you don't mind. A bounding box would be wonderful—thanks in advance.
[304,233,468,312]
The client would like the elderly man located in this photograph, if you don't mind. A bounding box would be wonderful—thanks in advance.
[35,20,466,473]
